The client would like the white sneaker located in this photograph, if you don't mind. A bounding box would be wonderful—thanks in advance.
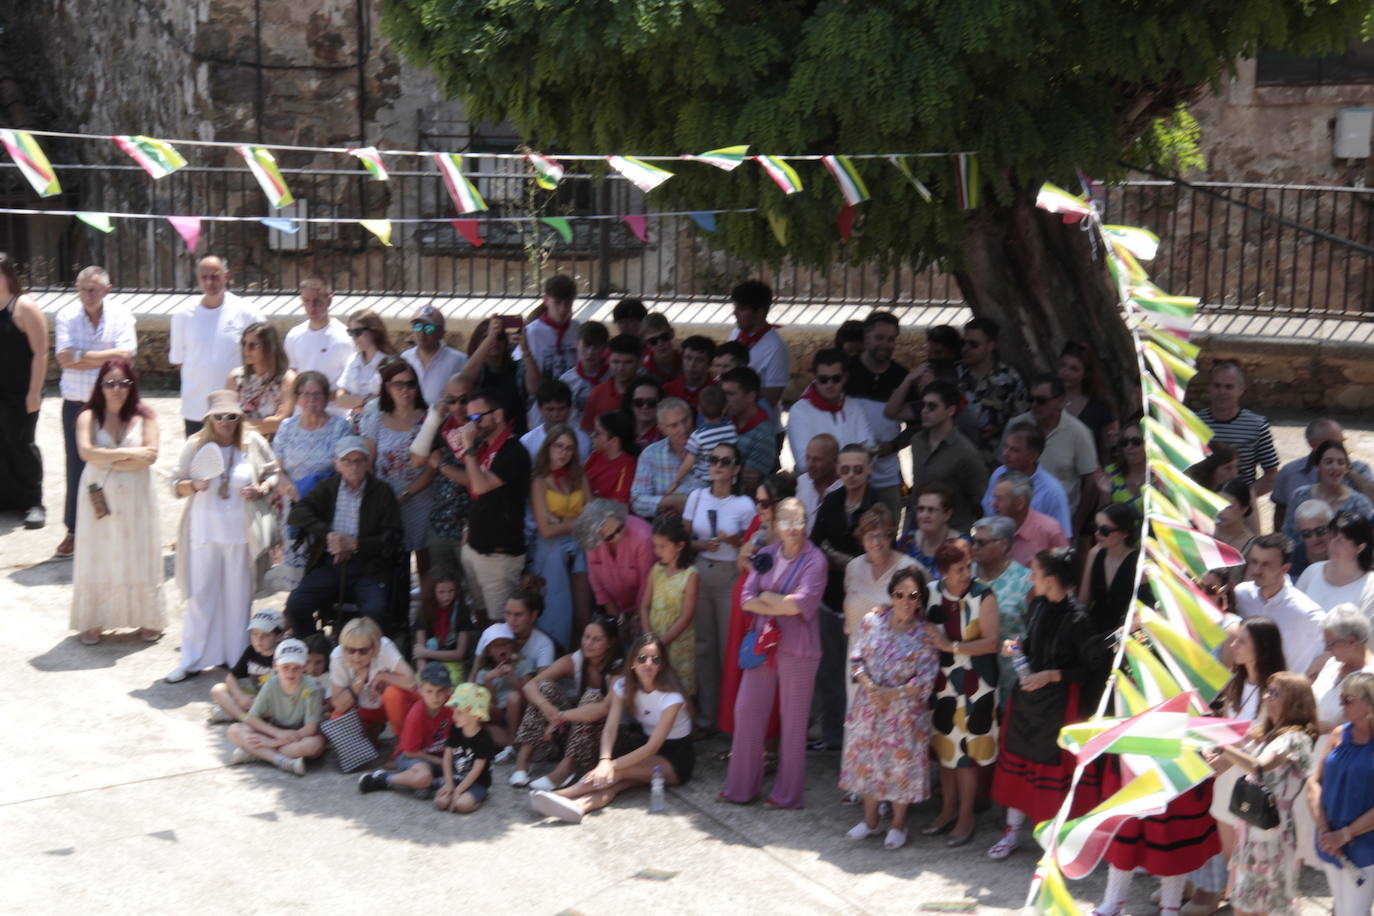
[277,756,306,777]
[207,707,237,725]
[165,666,191,684]
[529,772,574,792]
[493,746,516,765]
[529,789,584,824]
[230,747,253,765]
[846,821,877,840]
[884,827,908,850]
[510,768,530,787]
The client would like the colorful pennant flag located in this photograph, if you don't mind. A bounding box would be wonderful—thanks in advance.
[887,155,933,201]
[0,129,61,197]
[1143,375,1213,450]
[359,218,393,246]
[1115,672,1151,716]
[76,212,114,233]
[754,155,803,195]
[451,219,483,247]
[1130,291,1198,340]
[1105,225,1161,261]
[1035,183,1092,220]
[606,155,673,193]
[1144,416,1207,471]
[688,211,717,233]
[1144,564,1228,651]
[433,153,488,214]
[112,135,186,180]
[1058,694,1195,761]
[953,153,979,209]
[1150,459,1230,530]
[1148,515,1244,578]
[235,145,294,208]
[684,146,750,172]
[1140,610,1233,701]
[837,205,855,242]
[260,217,300,234]
[1030,861,1081,915]
[1140,323,1200,363]
[167,216,201,253]
[1124,636,1185,703]
[766,210,789,247]
[541,216,573,243]
[1144,484,1191,527]
[348,147,389,182]
[821,155,870,206]
[1141,341,1197,399]
[526,151,564,190]
[622,214,647,242]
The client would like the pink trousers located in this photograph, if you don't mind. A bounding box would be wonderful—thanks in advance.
[722,651,819,809]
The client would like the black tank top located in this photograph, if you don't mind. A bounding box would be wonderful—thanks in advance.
[0,297,34,396]
[1088,548,1138,634]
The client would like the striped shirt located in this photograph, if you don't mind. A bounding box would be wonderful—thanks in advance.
[53,301,137,401]
[685,419,738,482]
[1195,407,1280,486]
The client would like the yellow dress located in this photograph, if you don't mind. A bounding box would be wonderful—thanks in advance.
[544,484,585,520]
[648,564,698,693]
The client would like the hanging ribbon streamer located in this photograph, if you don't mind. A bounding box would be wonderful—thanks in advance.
[450,219,484,247]
[821,155,870,206]
[953,152,978,209]
[622,214,647,242]
[886,155,933,202]
[0,129,61,197]
[540,217,573,243]
[836,205,855,242]
[754,155,802,194]
[76,212,114,233]
[687,211,717,233]
[766,210,789,246]
[112,135,186,180]
[236,145,294,208]
[260,217,300,234]
[433,153,488,214]
[348,147,389,182]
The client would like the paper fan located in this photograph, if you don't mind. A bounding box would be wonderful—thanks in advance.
[189,443,226,482]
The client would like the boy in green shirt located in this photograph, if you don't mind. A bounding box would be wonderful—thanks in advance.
[226,639,325,776]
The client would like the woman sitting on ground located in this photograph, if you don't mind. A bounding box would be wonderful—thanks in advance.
[328,616,419,740]
[529,632,694,823]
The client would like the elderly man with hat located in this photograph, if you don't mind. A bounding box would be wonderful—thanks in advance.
[285,433,404,636]
[401,303,468,406]
[168,390,281,683]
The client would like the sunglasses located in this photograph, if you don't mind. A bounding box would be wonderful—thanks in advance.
[756,498,774,510]
[1120,437,1144,447]
[632,397,659,409]
[467,408,497,422]
[636,653,663,665]
[344,645,373,655]
[388,378,419,389]
[1300,525,1329,539]
[891,590,923,602]
[346,327,368,337]
[775,519,805,531]
[706,455,736,467]
[816,373,845,385]
[442,394,470,406]
[411,322,438,334]
[101,377,134,388]
[838,465,867,475]
[209,413,241,422]
[1096,525,1120,536]
[645,332,671,347]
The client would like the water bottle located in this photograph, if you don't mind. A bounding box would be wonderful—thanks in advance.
[1011,641,1033,683]
[649,765,666,813]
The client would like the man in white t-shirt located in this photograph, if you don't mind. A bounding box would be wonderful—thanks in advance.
[727,279,790,406]
[795,433,842,536]
[1234,533,1325,676]
[168,255,263,435]
[522,274,580,398]
[786,348,875,476]
[282,277,353,398]
[401,303,468,406]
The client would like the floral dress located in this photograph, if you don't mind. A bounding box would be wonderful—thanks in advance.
[927,580,1000,768]
[231,367,286,425]
[361,411,432,551]
[273,414,350,568]
[839,607,939,802]
[647,564,698,693]
[1231,729,1316,916]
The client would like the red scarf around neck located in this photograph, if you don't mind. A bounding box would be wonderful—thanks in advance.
[734,324,778,349]
[735,406,769,434]
[800,381,844,414]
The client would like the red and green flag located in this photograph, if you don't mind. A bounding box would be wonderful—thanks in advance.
[1141,341,1197,400]
[0,129,60,197]
[1147,514,1244,578]
[1143,374,1213,451]
[821,155,870,206]
[348,147,389,182]
[1035,182,1091,221]
[433,153,488,214]
[526,151,564,189]
[112,135,186,179]
[1104,225,1160,261]
[887,155,932,201]
[754,155,803,195]
[236,145,294,208]
[1140,609,1233,702]
[953,152,979,208]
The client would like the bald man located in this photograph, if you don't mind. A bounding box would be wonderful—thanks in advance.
[168,256,262,435]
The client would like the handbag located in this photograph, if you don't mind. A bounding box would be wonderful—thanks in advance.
[1228,765,1280,830]
[318,708,380,773]
[737,548,808,670]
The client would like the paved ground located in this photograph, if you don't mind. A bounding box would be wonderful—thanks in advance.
[1,394,1359,914]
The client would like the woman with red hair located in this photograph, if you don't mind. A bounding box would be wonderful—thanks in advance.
[69,359,165,644]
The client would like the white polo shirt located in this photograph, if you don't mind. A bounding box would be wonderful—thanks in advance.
[1234,579,1325,675]
[284,318,354,381]
[168,291,263,421]
[53,300,137,402]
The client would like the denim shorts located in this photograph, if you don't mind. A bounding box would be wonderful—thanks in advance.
[453,781,488,803]
[394,754,438,780]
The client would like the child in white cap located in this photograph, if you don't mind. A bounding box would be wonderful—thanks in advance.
[226,638,325,776]
[209,609,284,723]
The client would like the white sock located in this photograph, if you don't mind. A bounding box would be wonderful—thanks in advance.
[273,753,288,769]
[1005,808,1026,831]
[1098,865,1132,915]
[1158,874,1186,911]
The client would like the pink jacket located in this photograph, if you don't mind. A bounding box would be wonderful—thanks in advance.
[587,514,655,613]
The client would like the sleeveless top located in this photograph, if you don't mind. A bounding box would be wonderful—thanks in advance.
[544,483,586,520]
[1088,548,1138,634]
[0,297,33,396]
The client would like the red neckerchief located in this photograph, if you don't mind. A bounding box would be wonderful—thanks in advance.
[800,381,844,414]
[539,311,572,350]
[440,412,469,456]
[665,376,705,399]
[735,406,769,435]
[550,467,570,486]
[641,349,682,377]
[574,360,608,386]
[467,426,513,496]
[734,324,778,350]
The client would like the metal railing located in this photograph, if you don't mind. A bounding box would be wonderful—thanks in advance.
[2,162,1371,317]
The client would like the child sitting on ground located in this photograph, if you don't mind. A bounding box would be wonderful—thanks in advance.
[210,610,284,723]
[413,568,473,685]
[303,632,332,699]
[665,386,736,495]
[472,630,532,750]
[226,638,325,776]
[357,662,454,797]
[436,683,498,814]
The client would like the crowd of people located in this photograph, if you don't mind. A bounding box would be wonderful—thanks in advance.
[8,253,1374,913]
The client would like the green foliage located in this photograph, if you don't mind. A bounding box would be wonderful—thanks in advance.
[382,0,1367,270]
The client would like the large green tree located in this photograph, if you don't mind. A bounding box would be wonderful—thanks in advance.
[382,0,1364,395]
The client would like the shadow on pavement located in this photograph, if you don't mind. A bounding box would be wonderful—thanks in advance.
[29,632,159,672]
[9,556,73,587]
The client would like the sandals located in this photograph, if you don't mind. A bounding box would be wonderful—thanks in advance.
[986,826,1020,859]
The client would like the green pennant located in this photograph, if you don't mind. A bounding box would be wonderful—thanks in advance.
[540,217,573,243]
[76,212,114,233]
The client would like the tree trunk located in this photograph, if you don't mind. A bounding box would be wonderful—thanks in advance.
[954,190,1139,414]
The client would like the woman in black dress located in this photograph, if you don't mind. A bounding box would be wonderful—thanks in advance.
[1078,503,1142,636]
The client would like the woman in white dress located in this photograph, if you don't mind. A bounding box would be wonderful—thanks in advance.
[334,309,394,431]
[167,390,280,683]
[70,359,165,645]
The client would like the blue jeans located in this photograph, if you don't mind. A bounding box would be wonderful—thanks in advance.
[285,556,387,634]
[62,399,85,533]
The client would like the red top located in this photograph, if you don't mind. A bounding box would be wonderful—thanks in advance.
[584,450,636,505]
[581,378,625,431]
[664,375,706,408]
[399,700,452,756]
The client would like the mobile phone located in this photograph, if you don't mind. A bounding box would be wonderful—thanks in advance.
[499,315,523,330]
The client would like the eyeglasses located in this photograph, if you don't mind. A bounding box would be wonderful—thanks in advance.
[632,397,659,409]
[706,455,736,467]
[645,332,671,347]
[1299,525,1329,539]
[838,464,867,475]
[101,377,134,388]
[346,327,368,337]
[636,653,663,665]
[442,394,470,406]
[467,409,497,422]
[1096,525,1120,536]
[1120,437,1144,447]
[1030,395,1055,405]
[891,591,923,602]
[775,518,805,531]
[387,378,418,389]
[209,413,241,422]
[411,321,439,334]
[971,537,996,547]
[344,645,373,655]
[755,498,774,510]
[816,373,845,385]
[604,523,625,541]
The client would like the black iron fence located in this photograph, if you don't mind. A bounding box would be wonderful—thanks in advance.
[2,162,1371,317]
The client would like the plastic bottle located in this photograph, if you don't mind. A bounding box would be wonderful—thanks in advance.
[649,765,666,813]
[1011,641,1033,682]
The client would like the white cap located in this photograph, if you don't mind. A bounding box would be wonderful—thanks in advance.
[475,622,516,658]
[248,609,285,633]
[274,638,308,666]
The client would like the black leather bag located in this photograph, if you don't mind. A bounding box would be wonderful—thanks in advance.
[1228,765,1280,830]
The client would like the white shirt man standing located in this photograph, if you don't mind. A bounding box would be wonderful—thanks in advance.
[727,279,790,406]
[401,303,468,406]
[1234,533,1324,675]
[52,265,137,558]
[786,348,875,480]
[168,256,262,436]
[282,277,353,396]
[795,432,842,535]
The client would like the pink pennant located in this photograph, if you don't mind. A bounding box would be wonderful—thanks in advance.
[837,205,854,242]
[450,219,484,248]
[167,216,201,253]
[622,214,647,242]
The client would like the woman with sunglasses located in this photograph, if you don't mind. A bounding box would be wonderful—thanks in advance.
[168,390,280,683]
[362,357,436,577]
[620,375,665,451]
[1309,670,1374,913]
[70,359,165,646]
[530,632,694,823]
[840,567,939,850]
[228,321,296,439]
[1077,503,1141,636]
[334,309,395,430]
[1297,513,1374,622]
[1100,417,1146,510]
[271,371,351,578]
[721,497,827,808]
[685,442,756,733]
[575,499,655,631]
